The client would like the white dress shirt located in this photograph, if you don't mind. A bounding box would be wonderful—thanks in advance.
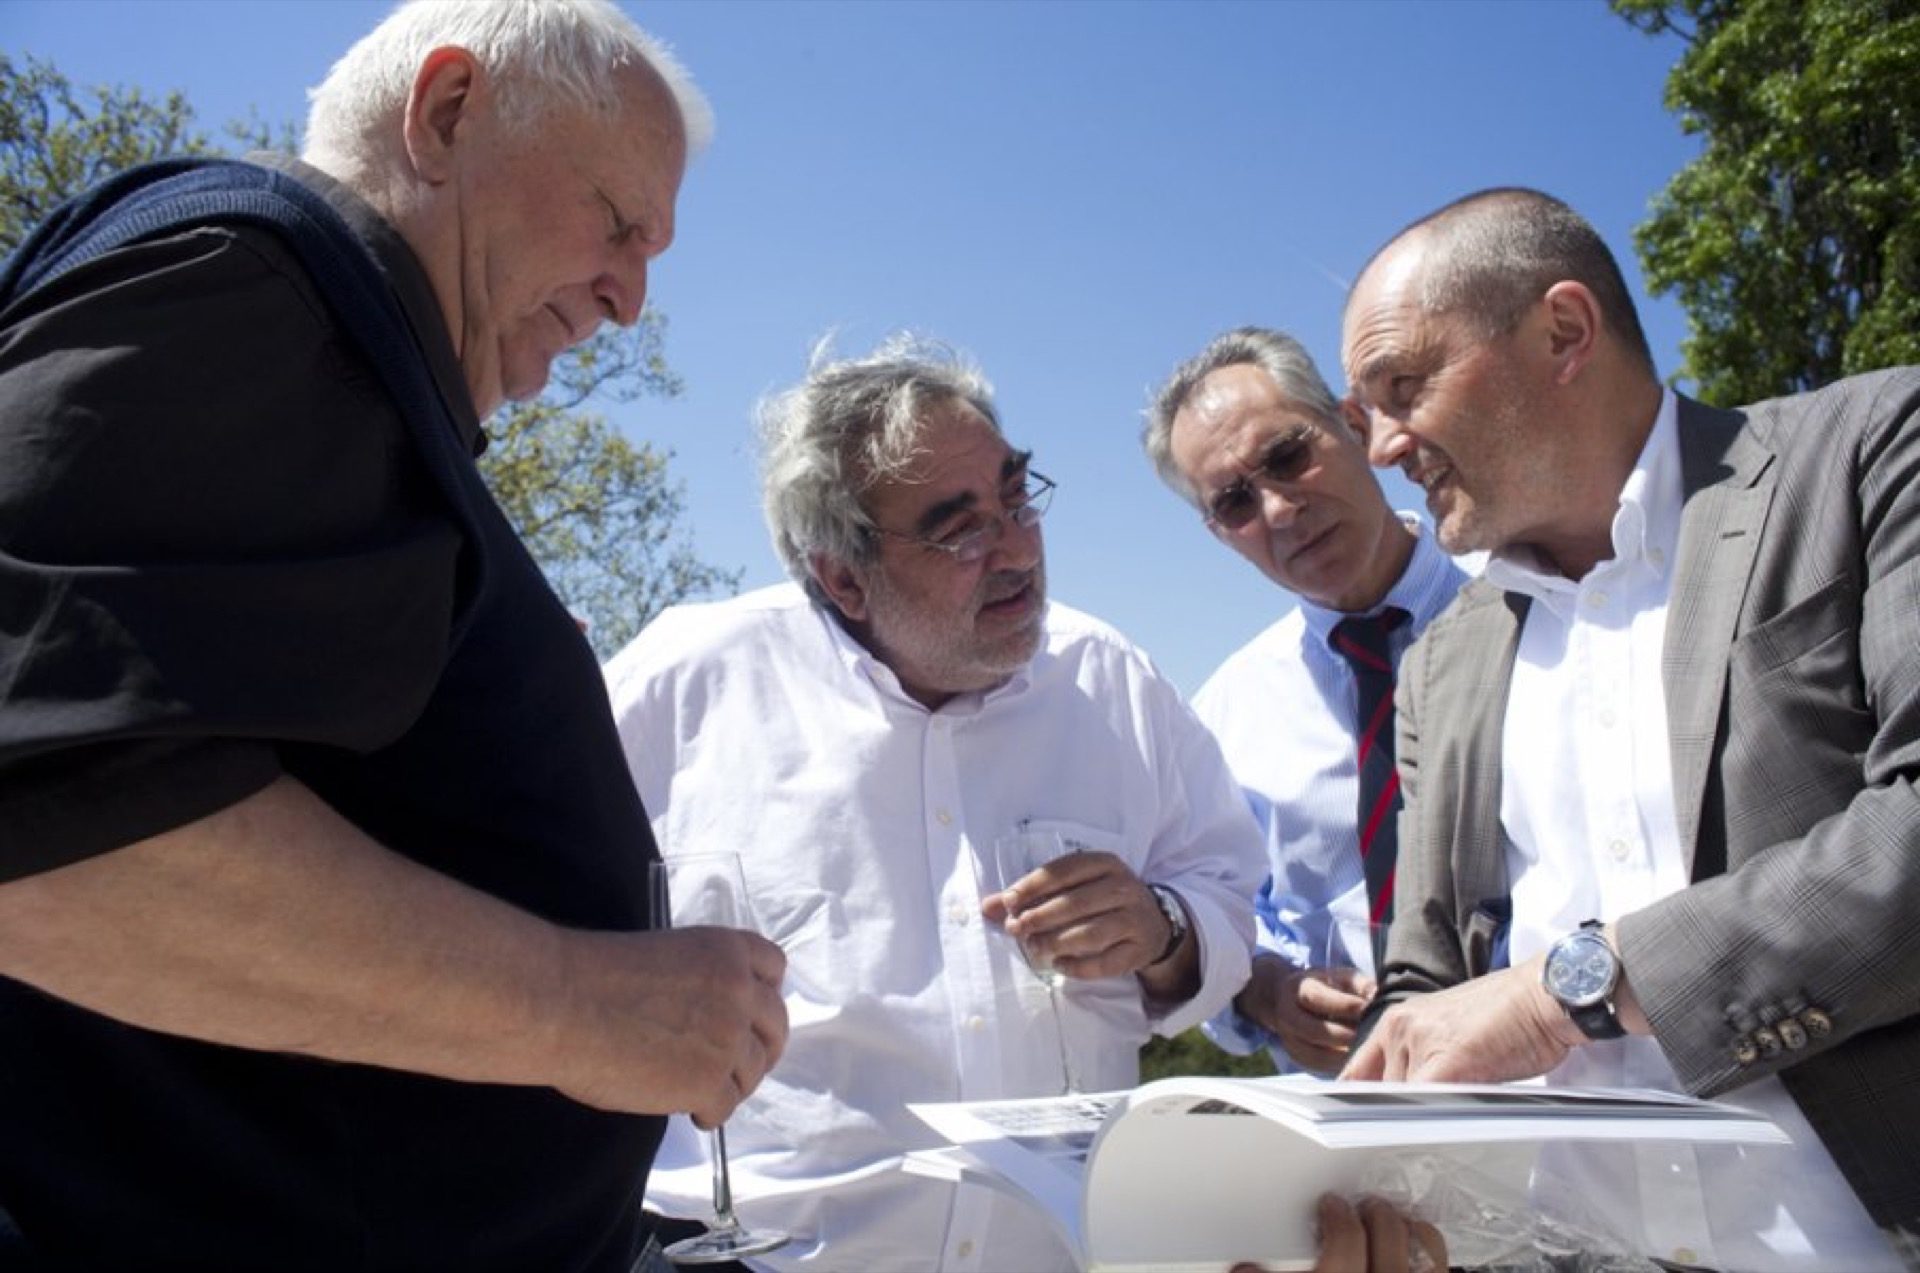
[603,584,1263,1272]
[1194,518,1469,1068]
[1495,390,1899,1272]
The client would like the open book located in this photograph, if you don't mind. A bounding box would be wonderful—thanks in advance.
[905,1075,1789,1272]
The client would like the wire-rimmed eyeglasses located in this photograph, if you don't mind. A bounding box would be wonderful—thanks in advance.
[871,471,1056,564]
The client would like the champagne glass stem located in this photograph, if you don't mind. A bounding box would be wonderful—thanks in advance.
[1044,983,1079,1095]
[708,1126,741,1232]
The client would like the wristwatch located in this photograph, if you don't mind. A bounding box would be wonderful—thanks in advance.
[1542,919,1626,1040]
[1146,884,1189,966]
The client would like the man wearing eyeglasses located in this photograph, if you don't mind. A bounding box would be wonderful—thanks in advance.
[602,335,1263,1271]
[1143,328,1469,1076]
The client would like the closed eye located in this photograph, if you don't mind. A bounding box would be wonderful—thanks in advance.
[598,190,637,247]
[931,512,990,549]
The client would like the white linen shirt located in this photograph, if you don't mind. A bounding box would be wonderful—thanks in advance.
[604,584,1262,1272]
[1194,518,1469,1069]
[1494,390,1898,1272]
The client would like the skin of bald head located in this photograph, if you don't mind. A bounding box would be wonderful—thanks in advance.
[1341,190,1665,580]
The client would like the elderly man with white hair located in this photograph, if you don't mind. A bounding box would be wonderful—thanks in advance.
[0,2,785,1268]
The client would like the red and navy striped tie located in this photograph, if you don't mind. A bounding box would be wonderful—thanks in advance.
[1332,607,1409,968]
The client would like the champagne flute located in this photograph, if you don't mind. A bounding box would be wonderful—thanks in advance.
[1323,911,1390,982]
[648,852,790,1265]
[990,827,1082,1095]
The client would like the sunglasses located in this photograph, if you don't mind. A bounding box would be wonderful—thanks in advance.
[1202,428,1317,530]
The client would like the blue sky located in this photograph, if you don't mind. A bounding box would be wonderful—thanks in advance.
[9,0,1700,695]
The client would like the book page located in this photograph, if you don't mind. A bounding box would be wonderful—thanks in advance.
[908,1091,1126,1262]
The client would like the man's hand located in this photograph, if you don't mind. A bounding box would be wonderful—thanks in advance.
[1342,954,1584,1083]
[1235,952,1375,1075]
[1232,1195,1446,1273]
[981,851,1172,980]
[550,925,788,1129]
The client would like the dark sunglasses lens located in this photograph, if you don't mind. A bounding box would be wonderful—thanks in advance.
[1261,439,1312,483]
[1211,485,1257,529]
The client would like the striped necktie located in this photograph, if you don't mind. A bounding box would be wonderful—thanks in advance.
[1331,607,1409,967]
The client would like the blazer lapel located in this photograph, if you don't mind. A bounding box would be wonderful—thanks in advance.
[1664,396,1776,866]
[1466,592,1528,910]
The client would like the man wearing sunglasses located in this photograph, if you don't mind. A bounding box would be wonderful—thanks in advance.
[1143,328,1469,1076]
[602,335,1263,1270]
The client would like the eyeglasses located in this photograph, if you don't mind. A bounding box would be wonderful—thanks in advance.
[871,470,1056,564]
[1201,428,1318,531]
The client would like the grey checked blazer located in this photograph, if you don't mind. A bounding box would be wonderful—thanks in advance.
[1372,367,1920,1228]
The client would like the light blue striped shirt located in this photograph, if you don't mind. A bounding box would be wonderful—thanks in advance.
[1193,517,1470,1068]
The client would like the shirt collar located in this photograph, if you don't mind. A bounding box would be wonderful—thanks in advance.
[1300,513,1463,656]
[1484,387,1682,608]
[250,153,487,457]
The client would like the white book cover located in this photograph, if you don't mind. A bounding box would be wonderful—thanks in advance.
[906,1076,1789,1272]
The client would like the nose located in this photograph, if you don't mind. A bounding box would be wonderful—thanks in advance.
[987,506,1044,571]
[1258,482,1302,529]
[1360,407,1413,470]
[595,238,653,328]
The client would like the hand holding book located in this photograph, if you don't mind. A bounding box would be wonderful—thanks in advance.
[1231,1195,1446,1273]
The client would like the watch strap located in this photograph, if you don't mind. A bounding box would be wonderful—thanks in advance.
[1568,1000,1626,1040]
[1147,884,1187,965]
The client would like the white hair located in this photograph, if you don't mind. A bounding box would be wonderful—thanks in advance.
[304,0,713,165]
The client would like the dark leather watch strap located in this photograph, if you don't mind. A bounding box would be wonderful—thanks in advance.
[1570,1000,1626,1040]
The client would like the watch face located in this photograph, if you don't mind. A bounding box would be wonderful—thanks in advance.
[1545,932,1616,1008]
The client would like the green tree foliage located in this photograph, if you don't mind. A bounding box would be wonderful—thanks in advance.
[484,329,740,655]
[0,53,211,248]
[0,53,734,655]
[1615,0,1920,404]
[1140,1029,1276,1083]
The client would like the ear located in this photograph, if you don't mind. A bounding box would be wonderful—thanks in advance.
[809,553,871,624]
[402,46,484,184]
[1335,396,1371,448]
[1540,280,1602,386]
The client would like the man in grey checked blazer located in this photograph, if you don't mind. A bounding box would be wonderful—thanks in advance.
[1337,188,1920,1247]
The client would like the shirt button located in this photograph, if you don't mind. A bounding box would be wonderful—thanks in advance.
[935,809,954,826]
[1672,1248,1698,1265]
[946,903,971,926]
[1608,838,1630,861]
[1649,547,1666,567]
[966,1014,985,1032]
[956,1240,976,1259]
[1588,590,1609,609]
[1599,708,1617,729]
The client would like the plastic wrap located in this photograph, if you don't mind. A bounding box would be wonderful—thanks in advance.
[1357,1152,1665,1272]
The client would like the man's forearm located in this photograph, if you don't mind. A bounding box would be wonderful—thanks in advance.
[0,776,787,1121]
[0,777,586,1084]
